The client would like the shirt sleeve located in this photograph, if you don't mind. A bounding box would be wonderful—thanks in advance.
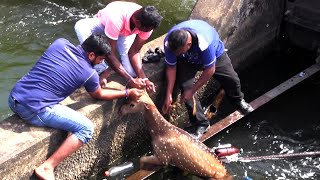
[138,30,153,40]
[103,17,122,40]
[201,41,217,69]
[83,72,100,93]
[164,41,177,66]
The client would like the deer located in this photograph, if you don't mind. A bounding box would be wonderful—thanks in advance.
[119,91,231,179]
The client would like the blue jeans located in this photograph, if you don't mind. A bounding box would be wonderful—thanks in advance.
[8,96,94,144]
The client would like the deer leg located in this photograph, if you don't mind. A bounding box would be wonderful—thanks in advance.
[140,155,164,169]
[205,89,225,120]
[213,89,225,108]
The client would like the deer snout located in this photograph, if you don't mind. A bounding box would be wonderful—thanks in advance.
[118,101,140,117]
[118,103,133,116]
[118,105,126,116]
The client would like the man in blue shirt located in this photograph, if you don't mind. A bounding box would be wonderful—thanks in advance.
[8,34,144,179]
[162,20,253,139]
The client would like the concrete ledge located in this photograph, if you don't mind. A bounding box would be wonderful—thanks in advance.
[0,36,167,179]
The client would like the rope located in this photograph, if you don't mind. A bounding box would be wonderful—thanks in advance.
[192,96,196,116]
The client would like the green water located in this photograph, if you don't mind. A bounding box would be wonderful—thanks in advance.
[0,0,196,121]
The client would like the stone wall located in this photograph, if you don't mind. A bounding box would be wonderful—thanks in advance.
[284,0,320,52]
[190,0,284,69]
[0,0,284,179]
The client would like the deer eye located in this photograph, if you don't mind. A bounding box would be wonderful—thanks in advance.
[130,103,135,107]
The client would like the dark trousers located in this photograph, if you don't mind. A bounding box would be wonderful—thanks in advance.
[176,52,244,125]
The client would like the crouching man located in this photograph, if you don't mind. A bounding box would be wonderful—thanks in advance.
[8,34,144,179]
[162,20,254,138]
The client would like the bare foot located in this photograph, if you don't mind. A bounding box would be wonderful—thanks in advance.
[35,165,55,180]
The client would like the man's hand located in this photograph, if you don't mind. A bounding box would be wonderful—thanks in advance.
[180,89,194,103]
[100,78,108,89]
[99,69,111,89]
[144,79,156,93]
[162,95,173,115]
[128,78,146,89]
[128,88,144,101]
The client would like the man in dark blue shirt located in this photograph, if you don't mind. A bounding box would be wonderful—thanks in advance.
[162,20,253,139]
[8,34,144,179]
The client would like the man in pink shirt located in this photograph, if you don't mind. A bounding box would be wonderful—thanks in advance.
[75,1,162,92]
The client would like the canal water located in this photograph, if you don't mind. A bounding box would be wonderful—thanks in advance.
[205,74,320,179]
[99,45,320,179]
[0,0,196,121]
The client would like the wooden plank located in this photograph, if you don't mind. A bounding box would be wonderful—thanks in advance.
[201,61,320,142]
[126,62,320,180]
[199,111,243,142]
[125,168,160,180]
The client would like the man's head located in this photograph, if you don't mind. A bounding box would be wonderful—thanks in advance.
[82,34,111,65]
[134,5,162,32]
[167,29,192,56]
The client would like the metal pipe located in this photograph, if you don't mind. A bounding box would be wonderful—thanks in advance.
[234,151,320,162]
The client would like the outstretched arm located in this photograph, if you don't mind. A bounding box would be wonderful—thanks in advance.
[89,86,144,101]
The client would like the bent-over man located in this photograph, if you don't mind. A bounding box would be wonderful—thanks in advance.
[75,1,163,92]
[162,20,254,139]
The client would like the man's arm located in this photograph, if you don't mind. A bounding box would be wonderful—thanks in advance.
[128,36,146,78]
[105,38,133,80]
[192,64,215,93]
[181,64,216,102]
[88,86,144,101]
[162,65,177,114]
[129,36,156,92]
[165,65,176,98]
[104,37,145,89]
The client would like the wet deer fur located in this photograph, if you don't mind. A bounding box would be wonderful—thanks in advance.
[119,92,230,179]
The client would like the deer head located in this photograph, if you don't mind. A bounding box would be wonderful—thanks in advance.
[118,100,146,116]
[118,91,155,116]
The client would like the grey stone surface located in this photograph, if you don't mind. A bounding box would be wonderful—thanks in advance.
[284,0,320,51]
[0,58,166,179]
[190,0,284,70]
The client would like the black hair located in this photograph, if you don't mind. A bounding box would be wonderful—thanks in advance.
[136,5,162,28]
[81,34,111,56]
[167,29,188,52]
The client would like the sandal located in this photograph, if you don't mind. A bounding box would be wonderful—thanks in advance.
[142,47,164,63]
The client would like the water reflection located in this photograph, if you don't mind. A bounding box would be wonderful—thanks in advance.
[204,77,320,180]
[0,0,91,120]
[0,0,196,121]
[219,121,320,179]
